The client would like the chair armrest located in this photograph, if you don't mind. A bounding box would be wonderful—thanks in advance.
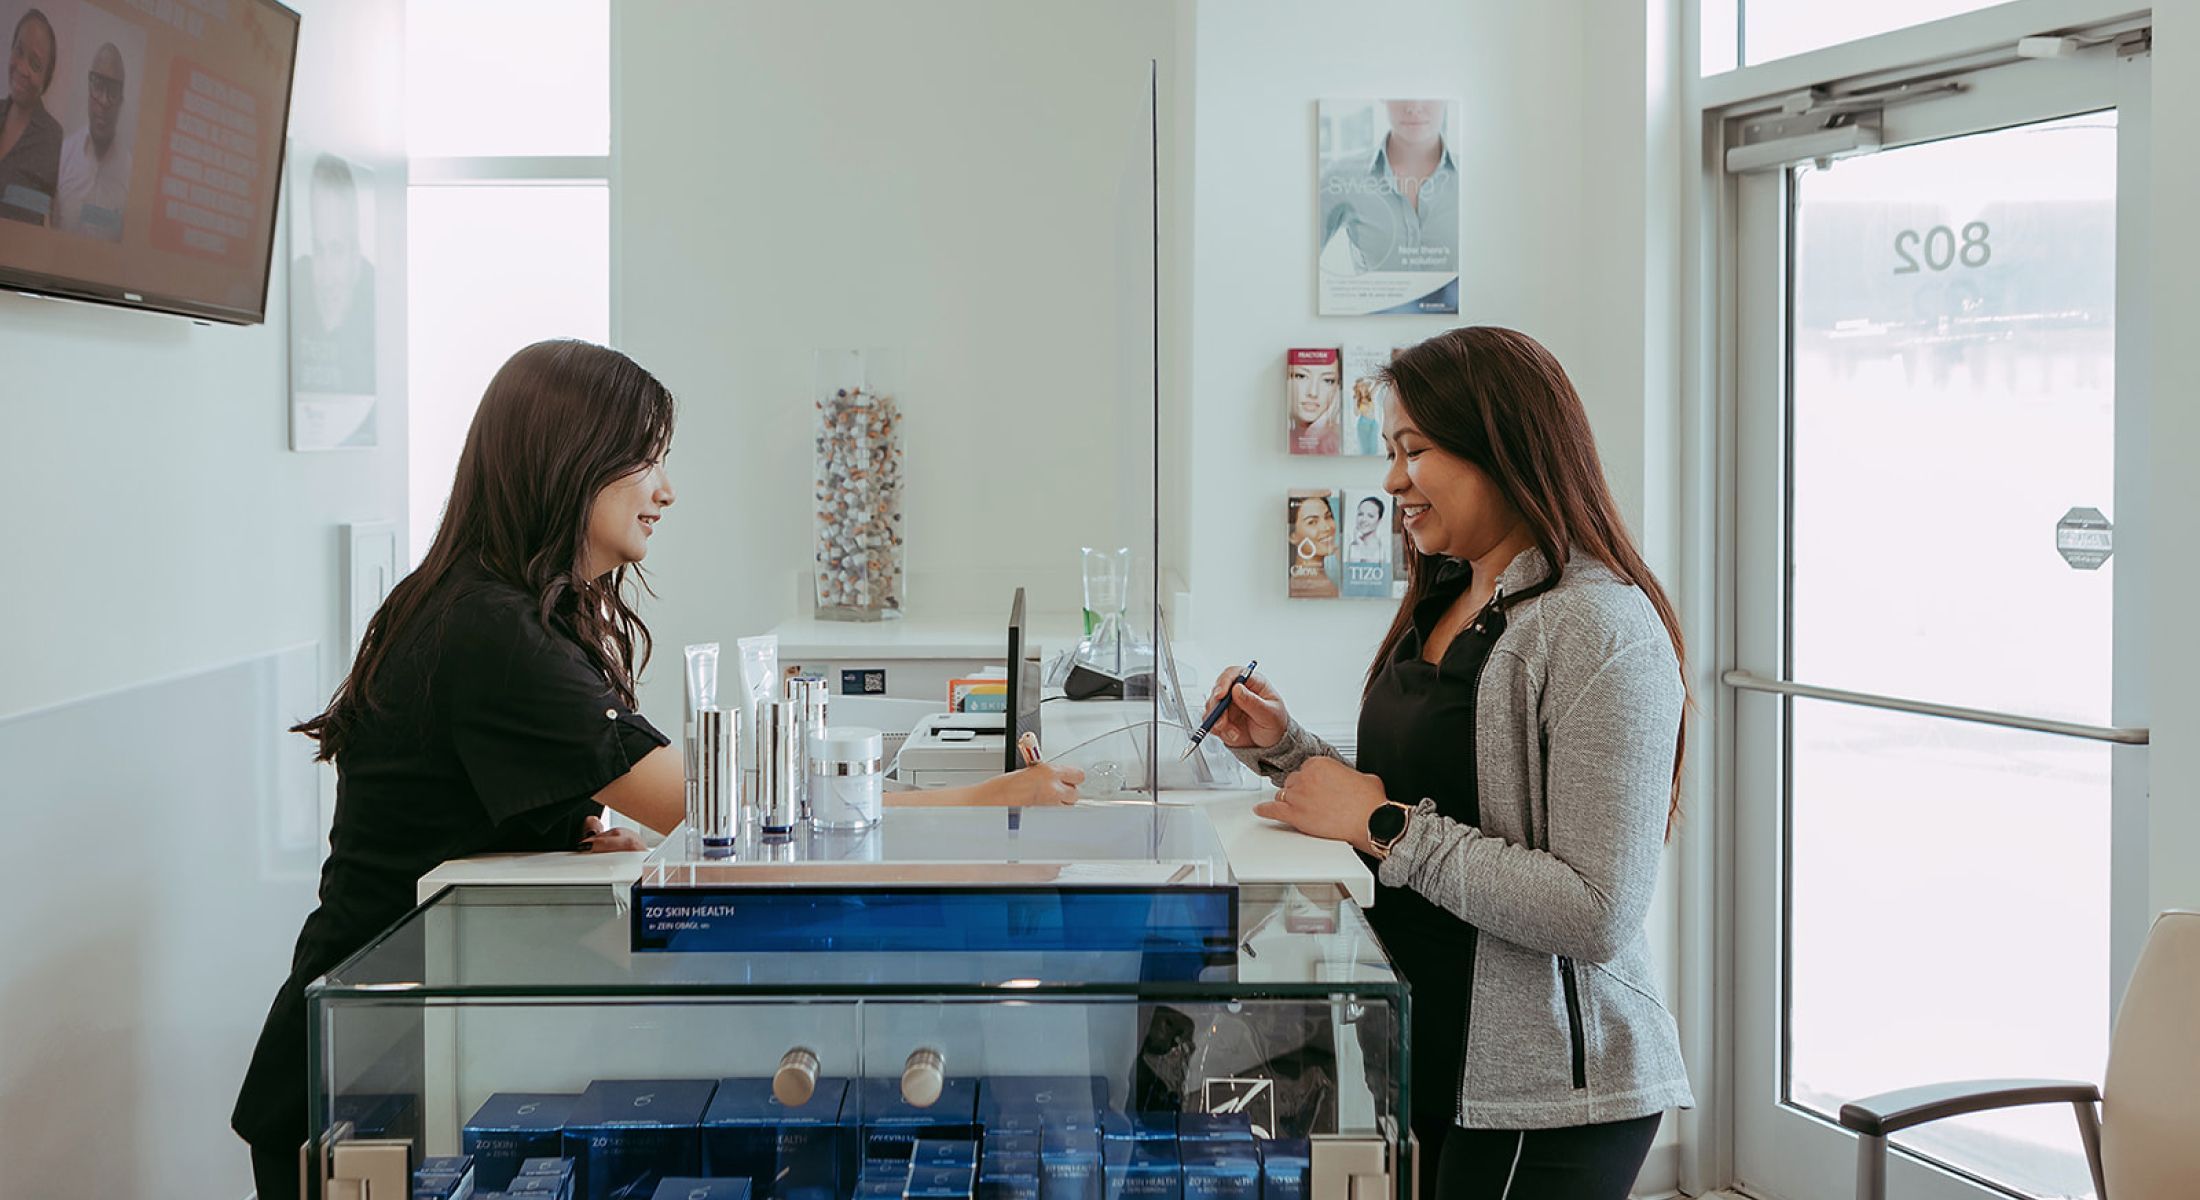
[1839,1079,2100,1138]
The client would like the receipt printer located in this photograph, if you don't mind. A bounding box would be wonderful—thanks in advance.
[897,712,1007,788]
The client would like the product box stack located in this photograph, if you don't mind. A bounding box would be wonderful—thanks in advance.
[439,1075,1316,1200]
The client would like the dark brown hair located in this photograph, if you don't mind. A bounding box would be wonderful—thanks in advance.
[1371,326,1689,834]
[294,339,676,761]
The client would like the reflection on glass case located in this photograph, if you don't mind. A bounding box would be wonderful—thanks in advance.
[307,871,1410,1200]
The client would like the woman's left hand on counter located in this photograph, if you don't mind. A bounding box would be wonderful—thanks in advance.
[1256,757,1388,854]
[579,814,647,853]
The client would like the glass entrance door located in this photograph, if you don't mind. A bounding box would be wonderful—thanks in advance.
[1728,46,2150,1200]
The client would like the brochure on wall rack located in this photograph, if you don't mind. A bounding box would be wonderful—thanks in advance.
[1287,488,1342,599]
[1285,348,1342,456]
[1340,491,1393,599]
[1340,344,1391,457]
[1317,98,1462,316]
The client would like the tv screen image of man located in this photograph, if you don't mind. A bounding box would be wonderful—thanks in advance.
[54,39,129,240]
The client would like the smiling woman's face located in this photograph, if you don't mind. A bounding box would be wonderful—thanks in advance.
[582,456,676,578]
[1381,395,1519,560]
[9,17,54,108]
[1292,497,1337,558]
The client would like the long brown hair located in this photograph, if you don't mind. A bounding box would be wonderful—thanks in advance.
[1369,326,1689,833]
[295,339,677,762]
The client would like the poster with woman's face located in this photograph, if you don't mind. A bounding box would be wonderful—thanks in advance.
[1288,488,1342,599]
[1286,347,1342,455]
[1317,98,1462,316]
[1341,344,1390,457]
[1341,491,1393,599]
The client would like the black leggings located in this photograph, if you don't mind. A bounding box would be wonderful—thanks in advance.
[1433,1114,1661,1200]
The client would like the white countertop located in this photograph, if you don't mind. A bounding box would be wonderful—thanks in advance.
[417,789,1371,907]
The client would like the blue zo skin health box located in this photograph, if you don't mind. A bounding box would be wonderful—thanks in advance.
[464,1094,580,1192]
[912,1140,979,1169]
[700,1077,850,1200]
[1173,1114,1254,1145]
[1101,1143,1181,1200]
[1037,1128,1100,1200]
[649,1181,753,1200]
[1258,1138,1310,1200]
[519,1157,574,1177]
[906,1166,977,1200]
[854,1178,907,1200]
[417,1155,478,1200]
[977,1153,1040,1200]
[1179,1143,1259,1200]
[501,1176,569,1200]
[858,1077,979,1163]
[1099,1114,1174,1164]
[563,1080,717,1200]
[981,1133,1039,1159]
[414,1172,476,1200]
[981,1111,1048,1138]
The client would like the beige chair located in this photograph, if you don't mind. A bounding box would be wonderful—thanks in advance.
[1840,909,2200,1199]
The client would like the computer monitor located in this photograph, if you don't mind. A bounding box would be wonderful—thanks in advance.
[1005,587,1043,773]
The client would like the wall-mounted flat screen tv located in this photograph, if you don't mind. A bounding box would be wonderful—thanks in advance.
[0,0,300,324]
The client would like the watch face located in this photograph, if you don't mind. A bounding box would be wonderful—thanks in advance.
[1368,803,1407,844]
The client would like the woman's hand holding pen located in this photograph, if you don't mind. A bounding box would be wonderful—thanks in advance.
[1255,758,1389,853]
[1203,666,1291,750]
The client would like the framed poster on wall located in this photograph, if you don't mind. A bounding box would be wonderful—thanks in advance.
[1317,99,1461,316]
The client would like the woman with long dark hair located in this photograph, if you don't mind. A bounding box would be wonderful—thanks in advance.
[1206,327,1691,1199]
[233,340,1077,1198]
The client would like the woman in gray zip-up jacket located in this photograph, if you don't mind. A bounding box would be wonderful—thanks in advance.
[1210,327,1692,1200]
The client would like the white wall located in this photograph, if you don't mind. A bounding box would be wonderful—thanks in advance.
[0,0,406,1192]
[614,0,1180,728]
[1183,0,1603,730]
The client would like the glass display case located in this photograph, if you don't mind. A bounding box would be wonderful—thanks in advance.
[306,812,1410,1200]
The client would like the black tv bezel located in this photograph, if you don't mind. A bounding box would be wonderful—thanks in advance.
[0,0,303,325]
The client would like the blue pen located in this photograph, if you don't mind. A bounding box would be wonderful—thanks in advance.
[1182,661,1257,759]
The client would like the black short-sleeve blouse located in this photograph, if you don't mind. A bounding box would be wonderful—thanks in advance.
[232,561,668,1148]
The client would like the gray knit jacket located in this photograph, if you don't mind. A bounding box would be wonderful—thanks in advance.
[1236,547,1695,1129]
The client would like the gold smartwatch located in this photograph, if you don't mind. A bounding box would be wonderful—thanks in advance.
[1366,800,1413,859]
